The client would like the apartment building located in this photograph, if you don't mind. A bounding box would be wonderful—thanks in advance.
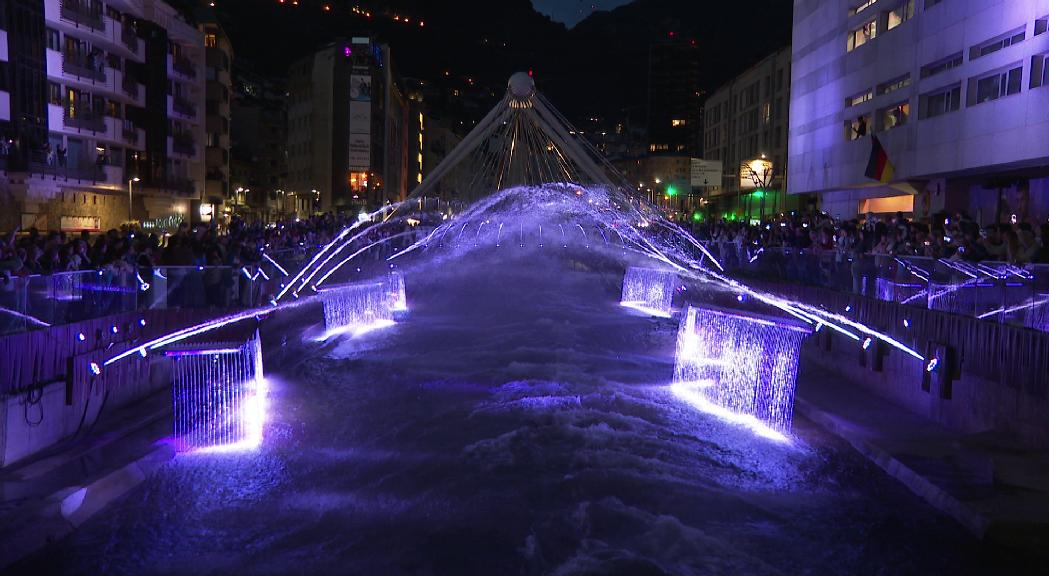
[790,0,1049,221]
[0,0,204,233]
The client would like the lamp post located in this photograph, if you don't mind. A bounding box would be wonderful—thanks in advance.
[740,155,774,222]
[127,177,140,224]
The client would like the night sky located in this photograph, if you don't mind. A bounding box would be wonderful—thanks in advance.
[197,0,791,122]
[530,0,634,27]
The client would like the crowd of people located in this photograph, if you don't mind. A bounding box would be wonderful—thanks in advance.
[0,213,362,278]
[693,211,1049,265]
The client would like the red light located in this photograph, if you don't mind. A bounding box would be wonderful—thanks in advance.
[528,69,533,77]
[668,31,675,37]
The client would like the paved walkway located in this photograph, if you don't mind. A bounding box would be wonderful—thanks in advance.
[796,360,1049,554]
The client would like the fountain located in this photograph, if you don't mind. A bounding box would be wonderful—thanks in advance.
[320,280,396,338]
[169,330,266,452]
[673,305,810,435]
[620,267,677,318]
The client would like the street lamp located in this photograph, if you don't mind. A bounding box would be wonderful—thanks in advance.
[128,177,140,223]
[740,155,774,222]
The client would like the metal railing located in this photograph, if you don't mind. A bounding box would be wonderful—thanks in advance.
[62,52,106,82]
[64,110,106,132]
[172,55,197,78]
[60,0,104,30]
[172,95,196,118]
[0,261,289,336]
[701,241,1049,332]
[120,23,139,52]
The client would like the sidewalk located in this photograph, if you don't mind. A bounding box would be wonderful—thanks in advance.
[0,389,173,570]
[796,361,1049,552]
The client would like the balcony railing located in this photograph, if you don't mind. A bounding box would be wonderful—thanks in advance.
[60,0,104,31]
[62,52,106,82]
[120,23,139,52]
[64,110,106,133]
[155,177,197,195]
[122,123,139,145]
[172,134,196,156]
[172,54,197,79]
[27,150,102,181]
[122,74,140,98]
[172,95,197,118]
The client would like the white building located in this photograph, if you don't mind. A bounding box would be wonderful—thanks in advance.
[0,0,204,233]
[789,0,1049,222]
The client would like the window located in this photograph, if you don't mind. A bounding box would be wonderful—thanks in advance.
[968,65,1022,105]
[204,34,217,48]
[46,28,60,51]
[850,0,878,16]
[671,119,687,127]
[921,52,963,78]
[847,19,877,52]
[969,28,1025,60]
[878,74,911,95]
[48,82,63,105]
[845,114,872,140]
[1037,15,1048,36]
[920,84,961,118]
[878,102,909,130]
[925,0,944,8]
[762,102,771,124]
[845,88,874,107]
[887,0,915,31]
[1031,54,1049,89]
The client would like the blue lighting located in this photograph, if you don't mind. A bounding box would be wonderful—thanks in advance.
[89,362,101,375]
[903,319,910,328]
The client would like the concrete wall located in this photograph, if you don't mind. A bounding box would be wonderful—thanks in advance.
[789,0,1049,203]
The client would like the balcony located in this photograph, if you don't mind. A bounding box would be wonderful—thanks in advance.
[172,54,197,79]
[122,74,139,99]
[122,122,140,146]
[153,177,197,196]
[62,52,106,82]
[120,23,139,53]
[64,110,106,133]
[172,95,197,118]
[171,133,196,157]
[27,150,103,181]
[60,0,103,31]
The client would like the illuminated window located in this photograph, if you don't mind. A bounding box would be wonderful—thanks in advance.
[671,119,687,127]
[886,0,914,31]
[847,19,877,52]
[845,88,874,107]
[348,171,369,192]
[204,34,217,48]
[878,102,909,131]
[849,0,877,16]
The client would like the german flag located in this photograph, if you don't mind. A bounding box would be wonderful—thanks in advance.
[865,135,895,183]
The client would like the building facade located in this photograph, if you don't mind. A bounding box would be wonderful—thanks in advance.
[285,37,409,216]
[703,47,797,220]
[0,0,204,233]
[198,9,231,213]
[647,36,703,157]
[230,64,286,222]
[790,0,1049,222]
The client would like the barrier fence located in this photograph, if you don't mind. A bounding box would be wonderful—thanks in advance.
[701,242,1049,333]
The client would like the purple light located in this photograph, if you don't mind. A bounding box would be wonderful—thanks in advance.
[674,305,810,435]
[620,267,676,318]
[319,281,396,340]
[78,332,86,341]
[89,362,101,375]
[926,358,939,372]
[862,337,872,350]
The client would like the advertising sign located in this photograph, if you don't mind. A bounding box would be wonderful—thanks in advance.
[60,215,101,231]
[348,133,370,170]
[690,159,723,188]
[350,75,372,102]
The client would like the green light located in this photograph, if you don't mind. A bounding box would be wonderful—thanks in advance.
[692,212,702,221]
[666,185,678,197]
[752,189,765,199]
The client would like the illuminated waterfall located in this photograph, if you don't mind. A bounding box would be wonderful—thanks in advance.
[673,306,809,436]
[169,330,266,452]
[386,271,408,312]
[320,280,395,338]
[620,267,677,318]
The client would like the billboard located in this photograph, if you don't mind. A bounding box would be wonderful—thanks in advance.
[348,133,370,170]
[690,159,722,188]
[350,74,372,102]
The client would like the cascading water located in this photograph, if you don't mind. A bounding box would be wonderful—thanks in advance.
[673,306,809,435]
[620,266,677,318]
[320,280,396,337]
[386,271,408,312]
[169,330,265,452]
